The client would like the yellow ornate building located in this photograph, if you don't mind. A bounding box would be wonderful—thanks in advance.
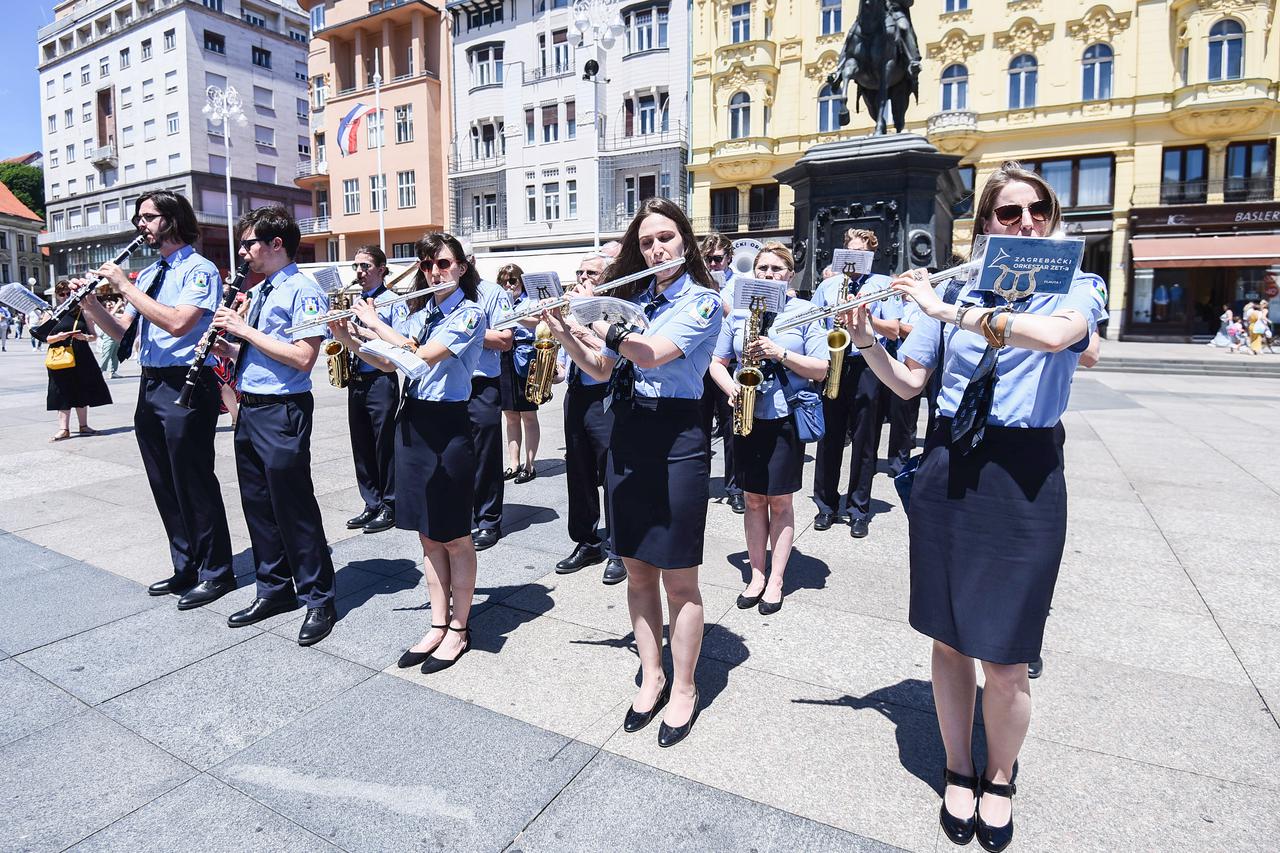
[689,0,1280,339]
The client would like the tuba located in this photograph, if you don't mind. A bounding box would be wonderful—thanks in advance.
[524,321,558,405]
[823,271,852,399]
[733,296,767,437]
[323,284,356,388]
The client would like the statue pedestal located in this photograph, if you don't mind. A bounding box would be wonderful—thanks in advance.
[776,134,965,293]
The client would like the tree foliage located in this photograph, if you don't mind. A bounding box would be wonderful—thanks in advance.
[0,163,45,219]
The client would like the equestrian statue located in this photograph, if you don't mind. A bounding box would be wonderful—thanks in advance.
[827,0,922,135]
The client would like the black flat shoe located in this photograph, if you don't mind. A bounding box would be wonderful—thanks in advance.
[176,577,236,610]
[849,517,869,538]
[602,558,627,585]
[397,624,446,668]
[421,625,470,674]
[148,574,197,596]
[1028,657,1043,679]
[503,466,520,481]
[362,507,395,534]
[736,589,763,609]
[556,542,605,574]
[227,597,294,628]
[657,690,700,748]
[813,511,836,531]
[346,507,377,529]
[298,602,336,646]
[623,680,671,733]
[472,528,500,551]
[727,493,745,514]
[757,596,783,615]
[513,466,536,484]
[939,768,979,846]
[975,776,1016,852]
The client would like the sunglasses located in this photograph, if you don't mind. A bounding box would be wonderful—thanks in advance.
[131,212,162,226]
[239,238,263,251]
[418,258,455,271]
[351,262,374,271]
[704,254,725,264]
[993,200,1053,226]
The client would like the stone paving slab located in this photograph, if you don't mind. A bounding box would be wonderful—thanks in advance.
[0,658,87,748]
[0,529,80,580]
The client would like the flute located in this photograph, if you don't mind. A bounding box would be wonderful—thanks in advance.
[175,260,251,409]
[492,257,685,330]
[31,233,149,342]
[282,282,457,335]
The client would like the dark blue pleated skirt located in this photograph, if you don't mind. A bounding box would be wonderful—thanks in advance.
[733,415,804,496]
[907,418,1067,664]
[395,398,476,543]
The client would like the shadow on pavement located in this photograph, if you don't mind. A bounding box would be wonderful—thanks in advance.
[726,548,831,595]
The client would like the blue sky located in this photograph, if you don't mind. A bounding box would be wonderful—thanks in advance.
[0,1,59,159]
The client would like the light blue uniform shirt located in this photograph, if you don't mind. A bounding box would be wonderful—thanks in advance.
[472,279,513,379]
[403,288,487,402]
[354,285,411,375]
[898,272,1109,428]
[238,263,328,395]
[135,245,222,368]
[714,296,829,420]
[812,273,902,357]
[602,273,723,399]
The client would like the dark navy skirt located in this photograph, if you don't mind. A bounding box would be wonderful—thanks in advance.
[733,415,804,496]
[499,350,538,412]
[395,398,476,543]
[907,418,1067,665]
[606,397,708,569]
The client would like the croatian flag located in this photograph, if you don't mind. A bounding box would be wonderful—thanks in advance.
[336,103,377,156]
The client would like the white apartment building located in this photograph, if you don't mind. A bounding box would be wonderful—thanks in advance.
[447,0,690,262]
[38,0,315,276]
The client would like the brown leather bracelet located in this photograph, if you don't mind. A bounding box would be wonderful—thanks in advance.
[979,308,1007,348]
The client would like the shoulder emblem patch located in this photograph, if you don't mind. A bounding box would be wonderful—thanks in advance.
[191,270,213,291]
[392,302,409,322]
[1090,276,1108,305]
[691,294,720,321]
[463,308,481,331]
[301,295,321,316]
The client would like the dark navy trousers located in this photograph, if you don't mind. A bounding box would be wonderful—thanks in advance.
[812,357,885,520]
[469,377,504,531]
[347,370,399,513]
[564,381,615,557]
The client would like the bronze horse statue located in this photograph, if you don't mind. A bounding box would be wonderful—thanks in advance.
[827,0,921,135]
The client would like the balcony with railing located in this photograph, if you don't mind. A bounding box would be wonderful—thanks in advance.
[599,124,688,153]
[925,110,980,156]
[523,62,575,85]
[294,159,329,183]
[689,209,795,236]
[1133,178,1276,207]
[90,144,118,169]
[298,216,331,235]
[448,153,506,173]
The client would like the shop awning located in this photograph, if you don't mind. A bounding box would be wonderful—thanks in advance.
[1132,235,1280,268]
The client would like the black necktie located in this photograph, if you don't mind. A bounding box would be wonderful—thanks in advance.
[605,294,664,408]
[118,259,168,360]
[949,294,1000,454]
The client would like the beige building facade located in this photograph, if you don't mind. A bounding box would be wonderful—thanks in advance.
[690,0,1280,339]
[296,0,451,264]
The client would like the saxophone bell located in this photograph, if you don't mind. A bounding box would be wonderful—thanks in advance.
[524,321,559,405]
[733,295,768,437]
[324,285,355,389]
[824,275,853,399]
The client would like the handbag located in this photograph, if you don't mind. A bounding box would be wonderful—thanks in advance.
[777,367,825,442]
[45,316,79,371]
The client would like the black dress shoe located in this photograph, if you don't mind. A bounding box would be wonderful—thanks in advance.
[503,466,520,481]
[727,493,745,514]
[757,596,783,615]
[472,528,500,551]
[362,507,395,534]
[513,466,536,484]
[602,558,627,585]
[657,690,700,748]
[227,597,294,628]
[850,517,869,538]
[1028,656,1043,679]
[397,624,446,669]
[736,589,763,609]
[298,602,336,646]
[939,768,979,846]
[975,776,1016,852]
[813,511,837,531]
[176,577,236,610]
[421,625,470,674]
[623,680,671,732]
[346,507,377,529]
[148,574,197,596]
[556,542,605,574]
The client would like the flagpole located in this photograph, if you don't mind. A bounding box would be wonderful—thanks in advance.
[374,52,386,251]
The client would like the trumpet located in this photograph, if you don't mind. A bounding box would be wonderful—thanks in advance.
[492,257,685,330]
[282,282,456,335]
[524,322,559,404]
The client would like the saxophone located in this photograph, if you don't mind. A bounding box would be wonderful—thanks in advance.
[733,296,767,437]
[323,285,354,388]
[823,270,852,399]
[524,321,558,404]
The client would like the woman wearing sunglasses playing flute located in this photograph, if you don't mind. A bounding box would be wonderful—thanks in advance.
[846,162,1107,852]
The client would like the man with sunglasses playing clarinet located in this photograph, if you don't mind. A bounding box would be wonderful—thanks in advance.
[80,190,237,610]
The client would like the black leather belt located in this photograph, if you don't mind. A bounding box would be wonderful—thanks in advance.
[348,371,391,386]
[241,391,311,407]
[141,366,196,380]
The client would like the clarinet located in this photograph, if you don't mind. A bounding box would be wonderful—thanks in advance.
[175,260,251,409]
[31,233,149,342]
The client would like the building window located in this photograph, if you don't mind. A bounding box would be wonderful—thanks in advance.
[369,174,387,211]
[729,91,751,139]
[526,184,537,222]
[251,47,272,69]
[312,76,327,110]
[80,64,90,85]
[343,178,360,214]
[50,150,59,168]
[542,105,558,142]
[1030,156,1113,209]
[525,108,535,144]
[167,113,179,135]
[391,242,414,259]
[397,170,417,208]
[119,47,130,69]
[711,187,739,230]
[635,94,667,135]
[203,0,223,10]
[731,2,750,43]
[941,63,968,111]
[165,71,178,93]
[566,179,577,217]
[310,4,326,33]
[243,11,266,27]
[81,102,92,124]
[67,144,76,162]
[141,39,152,61]
[472,121,500,158]
[543,182,560,219]
[46,79,55,98]
[204,32,225,55]
[296,97,308,120]
[624,176,638,215]
[468,7,503,28]
[1163,145,1209,203]
[367,111,385,148]
[297,135,311,158]
[821,0,841,36]
[143,119,156,142]
[63,72,71,92]
[1208,20,1244,81]
[142,78,155,101]
[1225,140,1274,202]
[1082,44,1112,101]
[164,29,176,51]
[945,0,968,11]
[818,83,841,131]
[626,5,668,53]
[63,108,73,129]
[295,60,307,82]
[469,44,504,88]
[659,172,671,199]
[255,125,275,147]
[1008,54,1037,109]
[121,86,133,108]
[395,104,414,143]
[47,114,56,133]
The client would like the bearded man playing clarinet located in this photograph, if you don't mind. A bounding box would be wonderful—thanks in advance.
[80,190,237,609]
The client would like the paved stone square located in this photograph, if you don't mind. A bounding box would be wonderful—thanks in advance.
[1,342,1278,851]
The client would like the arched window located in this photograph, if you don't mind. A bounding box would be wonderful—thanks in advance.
[1008,54,1037,109]
[817,83,841,132]
[1208,20,1244,81]
[1082,44,1113,101]
[941,63,968,111]
[729,91,751,138]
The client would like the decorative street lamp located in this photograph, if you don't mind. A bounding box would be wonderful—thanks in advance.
[202,85,247,267]
[569,0,625,248]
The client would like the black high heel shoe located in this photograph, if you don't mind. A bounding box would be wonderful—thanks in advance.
[623,680,670,732]
[975,775,1016,852]
[939,768,979,846]
[421,625,470,674]
[657,689,700,748]
[397,624,446,669]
